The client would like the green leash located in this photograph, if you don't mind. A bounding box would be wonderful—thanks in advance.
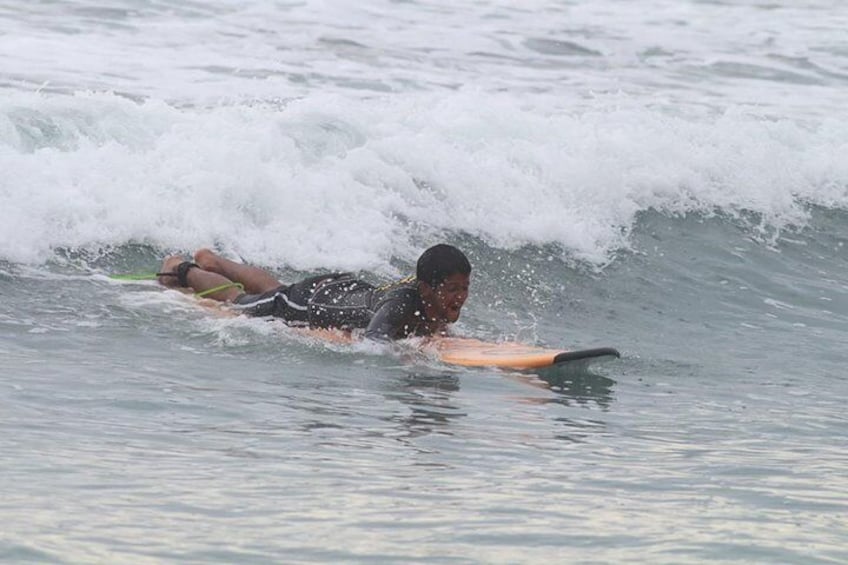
[195,282,244,298]
[109,273,159,281]
[108,273,244,298]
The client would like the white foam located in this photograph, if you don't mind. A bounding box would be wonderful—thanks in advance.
[2,0,847,268]
[1,89,847,268]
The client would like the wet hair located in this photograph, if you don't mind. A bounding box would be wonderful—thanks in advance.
[416,244,471,287]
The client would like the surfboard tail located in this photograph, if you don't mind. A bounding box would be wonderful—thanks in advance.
[552,347,620,365]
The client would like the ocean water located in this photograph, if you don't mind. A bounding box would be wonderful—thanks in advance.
[2,0,847,563]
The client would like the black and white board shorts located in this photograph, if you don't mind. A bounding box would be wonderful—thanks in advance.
[230,273,350,325]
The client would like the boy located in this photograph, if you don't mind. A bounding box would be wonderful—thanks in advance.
[158,244,471,341]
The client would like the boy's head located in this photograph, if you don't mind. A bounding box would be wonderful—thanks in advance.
[416,244,471,287]
[416,244,471,324]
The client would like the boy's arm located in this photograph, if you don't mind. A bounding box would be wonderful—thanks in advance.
[364,299,411,341]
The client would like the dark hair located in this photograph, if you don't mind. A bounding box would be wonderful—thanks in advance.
[416,244,471,287]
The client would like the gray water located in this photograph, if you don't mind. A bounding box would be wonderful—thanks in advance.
[3,213,847,563]
[2,0,848,562]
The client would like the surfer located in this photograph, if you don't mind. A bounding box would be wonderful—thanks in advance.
[156,244,471,341]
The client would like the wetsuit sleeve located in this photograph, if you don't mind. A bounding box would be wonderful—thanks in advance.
[364,298,414,341]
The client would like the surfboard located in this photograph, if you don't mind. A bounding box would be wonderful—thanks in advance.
[297,330,619,371]
[169,289,620,371]
[425,338,620,370]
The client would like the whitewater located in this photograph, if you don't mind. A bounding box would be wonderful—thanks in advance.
[1,1,847,563]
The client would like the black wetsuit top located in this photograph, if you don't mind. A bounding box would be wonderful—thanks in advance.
[308,276,433,340]
[232,274,434,340]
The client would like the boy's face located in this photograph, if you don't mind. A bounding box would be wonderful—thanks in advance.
[420,273,470,323]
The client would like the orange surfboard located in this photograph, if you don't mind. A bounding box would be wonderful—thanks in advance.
[294,330,619,370]
[425,338,619,370]
[191,294,619,370]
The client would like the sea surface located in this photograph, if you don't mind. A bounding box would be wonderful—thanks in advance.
[2,1,847,563]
